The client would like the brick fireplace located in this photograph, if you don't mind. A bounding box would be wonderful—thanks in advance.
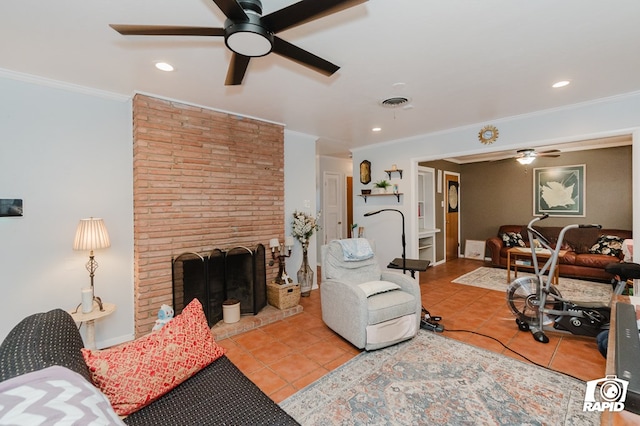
[132,94,284,337]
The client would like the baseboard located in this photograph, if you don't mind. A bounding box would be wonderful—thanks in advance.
[97,333,135,349]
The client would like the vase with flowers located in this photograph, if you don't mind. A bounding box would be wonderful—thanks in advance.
[292,210,321,296]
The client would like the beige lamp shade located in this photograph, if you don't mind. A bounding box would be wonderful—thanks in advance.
[73,218,111,251]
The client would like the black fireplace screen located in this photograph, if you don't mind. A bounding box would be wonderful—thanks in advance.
[172,252,206,319]
[207,248,226,325]
[172,244,266,325]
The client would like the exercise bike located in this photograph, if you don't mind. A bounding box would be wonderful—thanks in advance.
[506,214,638,343]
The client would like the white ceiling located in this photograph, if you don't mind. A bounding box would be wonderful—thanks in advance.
[2,0,640,158]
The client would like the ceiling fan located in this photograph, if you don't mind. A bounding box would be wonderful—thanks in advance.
[110,0,366,85]
[515,148,561,164]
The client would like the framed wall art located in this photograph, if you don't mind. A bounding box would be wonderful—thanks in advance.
[533,165,585,217]
[0,199,23,217]
[359,160,371,184]
[447,181,459,213]
[464,240,485,260]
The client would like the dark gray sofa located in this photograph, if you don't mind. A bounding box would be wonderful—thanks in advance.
[0,309,299,425]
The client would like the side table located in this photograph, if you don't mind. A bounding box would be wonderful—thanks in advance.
[387,257,430,278]
[68,302,116,349]
[506,247,566,285]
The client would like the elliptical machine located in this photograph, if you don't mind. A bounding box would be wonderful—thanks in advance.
[506,214,633,343]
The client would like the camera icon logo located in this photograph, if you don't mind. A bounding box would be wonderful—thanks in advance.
[583,375,628,412]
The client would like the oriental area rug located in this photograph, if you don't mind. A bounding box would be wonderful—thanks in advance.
[280,331,598,425]
[452,267,612,304]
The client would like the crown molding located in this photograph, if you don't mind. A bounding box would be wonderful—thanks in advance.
[0,68,130,102]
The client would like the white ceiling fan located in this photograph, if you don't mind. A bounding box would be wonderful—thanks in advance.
[515,148,560,165]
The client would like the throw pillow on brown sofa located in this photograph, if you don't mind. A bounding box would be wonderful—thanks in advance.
[500,232,526,248]
[589,235,625,258]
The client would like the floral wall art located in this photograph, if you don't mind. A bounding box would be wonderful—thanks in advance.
[533,165,585,217]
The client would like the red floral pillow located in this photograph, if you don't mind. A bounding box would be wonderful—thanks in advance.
[82,299,225,416]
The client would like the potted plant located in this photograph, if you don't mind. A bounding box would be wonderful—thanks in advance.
[372,179,391,194]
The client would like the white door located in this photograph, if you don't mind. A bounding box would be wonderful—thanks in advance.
[323,172,344,243]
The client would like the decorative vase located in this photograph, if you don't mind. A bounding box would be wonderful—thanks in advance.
[297,242,313,297]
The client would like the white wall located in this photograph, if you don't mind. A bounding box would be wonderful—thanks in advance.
[353,92,640,274]
[284,131,319,289]
[0,73,134,346]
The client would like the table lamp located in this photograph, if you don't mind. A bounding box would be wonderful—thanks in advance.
[73,217,110,311]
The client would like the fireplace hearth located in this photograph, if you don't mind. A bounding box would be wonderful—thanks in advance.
[172,244,267,325]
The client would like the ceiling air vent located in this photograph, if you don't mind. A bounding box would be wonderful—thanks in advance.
[380,96,411,108]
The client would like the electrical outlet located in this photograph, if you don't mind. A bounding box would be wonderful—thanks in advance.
[303,199,311,208]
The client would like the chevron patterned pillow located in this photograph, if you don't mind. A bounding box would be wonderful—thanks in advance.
[0,365,125,424]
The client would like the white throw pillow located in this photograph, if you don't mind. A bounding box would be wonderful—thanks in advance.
[358,280,401,297]
[0,365,125,425]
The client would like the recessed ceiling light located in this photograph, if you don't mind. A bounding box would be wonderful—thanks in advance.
[552,80,570,88]
[155,62,174,72]
[372,127,382,132]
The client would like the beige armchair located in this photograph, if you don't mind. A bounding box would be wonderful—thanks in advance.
[320,239,421,351]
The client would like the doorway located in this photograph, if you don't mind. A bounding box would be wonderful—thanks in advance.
[322,171,344,243]
[444,172,460,260]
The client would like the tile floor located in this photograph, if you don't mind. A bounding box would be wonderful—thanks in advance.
[217,258,607,403]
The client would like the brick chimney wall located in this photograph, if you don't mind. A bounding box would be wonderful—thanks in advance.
[132,94,284,337]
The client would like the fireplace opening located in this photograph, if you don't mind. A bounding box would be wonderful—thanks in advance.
[225,245,267,315]
[172,244,267,325]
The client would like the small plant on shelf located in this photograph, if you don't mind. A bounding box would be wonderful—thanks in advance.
[375,179,391,188]
[373,178,391,193]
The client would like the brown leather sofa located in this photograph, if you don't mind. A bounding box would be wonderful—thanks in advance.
[485,224,632,281]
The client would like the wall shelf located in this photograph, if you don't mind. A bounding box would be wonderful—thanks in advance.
[358,193,402,203]
[384,169,403,179]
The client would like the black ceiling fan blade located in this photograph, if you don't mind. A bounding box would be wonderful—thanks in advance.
[211,0,249,21]
[263,0,367,34]
[110,24,225,37]
[272,37,339,76]
[225,54,251,85]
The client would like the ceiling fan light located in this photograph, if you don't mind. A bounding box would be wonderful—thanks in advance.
[517,156,535,165]
[225,20,273,57]
[154,62,174,72]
